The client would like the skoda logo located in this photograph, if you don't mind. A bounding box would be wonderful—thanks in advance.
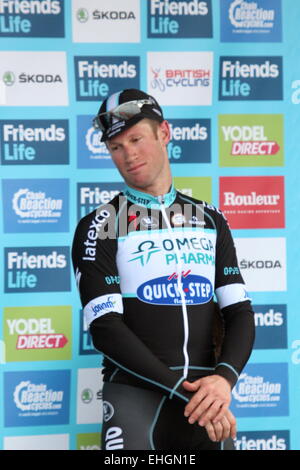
[3,71,15,86]
[77,8,89,23]
[81,388,93,404]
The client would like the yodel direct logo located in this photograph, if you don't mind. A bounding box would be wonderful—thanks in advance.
[219,56,283,100]
[137,273,213,305]
[4,305,72,362]
[148,0,212,38]
[74,56,140,101]
[0,120,69,165]
[219,114,284,167]
[0,0,65,37]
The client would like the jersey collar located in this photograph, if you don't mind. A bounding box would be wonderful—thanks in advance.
[123,184,177,209]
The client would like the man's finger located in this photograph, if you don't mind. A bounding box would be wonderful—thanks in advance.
[199,400,226,426]
[205,421,217,442]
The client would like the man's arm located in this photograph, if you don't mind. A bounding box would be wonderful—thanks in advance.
[72,211,191,402]
[182,211,255,426]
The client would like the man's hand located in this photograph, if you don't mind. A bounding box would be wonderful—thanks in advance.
[205,409,236,443]
[182,375,231,426]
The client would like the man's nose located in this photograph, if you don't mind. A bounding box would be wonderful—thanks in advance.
[123,144,137,162]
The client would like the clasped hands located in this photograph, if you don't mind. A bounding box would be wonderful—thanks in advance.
[182,375,236,443]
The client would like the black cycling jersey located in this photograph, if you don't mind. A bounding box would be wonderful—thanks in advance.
[72,184,255,403]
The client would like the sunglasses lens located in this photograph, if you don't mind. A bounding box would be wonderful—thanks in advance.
[93,100,152,132]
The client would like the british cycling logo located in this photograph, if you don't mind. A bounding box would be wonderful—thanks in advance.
[150,65,210,93]
[74,56,140,101]
[137,272,213,305]
[4,369,70,426]
[0,120,69,165]
[147,0,212,38]
[221,0,282,42]
[0,0,65,37]
[2,179,69,233]
[148,51,213,106]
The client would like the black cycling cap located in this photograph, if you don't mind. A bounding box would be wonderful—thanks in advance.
[93,89,164,142]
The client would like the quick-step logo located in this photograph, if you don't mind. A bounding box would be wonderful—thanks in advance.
[137,271,213,305]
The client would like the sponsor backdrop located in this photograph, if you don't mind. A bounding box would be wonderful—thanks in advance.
[0,0,299,451]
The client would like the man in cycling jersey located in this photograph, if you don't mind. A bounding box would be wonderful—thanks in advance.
[72,88,255,450]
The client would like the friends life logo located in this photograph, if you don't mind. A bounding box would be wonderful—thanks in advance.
[4,369,71,427]
[219,56,283,101]
[77,182,124,219]
[167,119,211,164]
[2,178,69,233]
[0,120,69,165]
[220,0,282,43]
[4,246,70,293]
[74,56,140,101]
[0,0,64,37]
[147,0,212,38]
[235,430,290,451]
[253,304,287,350]
[231,362,289,418]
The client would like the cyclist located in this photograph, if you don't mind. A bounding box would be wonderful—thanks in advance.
[72,89,255,450]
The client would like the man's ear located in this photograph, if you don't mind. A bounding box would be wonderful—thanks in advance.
[159,120,171,145]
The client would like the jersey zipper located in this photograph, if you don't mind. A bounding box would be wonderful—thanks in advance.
[158,195,190,380]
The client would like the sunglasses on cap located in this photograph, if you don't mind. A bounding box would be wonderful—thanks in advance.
[93,99,154,133]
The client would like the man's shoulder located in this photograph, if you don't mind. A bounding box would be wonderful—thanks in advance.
[176,190,224,216]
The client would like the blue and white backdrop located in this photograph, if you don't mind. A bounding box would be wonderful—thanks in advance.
[0,0,299,451]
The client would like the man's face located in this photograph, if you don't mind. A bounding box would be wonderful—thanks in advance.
[106,119,171,194]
